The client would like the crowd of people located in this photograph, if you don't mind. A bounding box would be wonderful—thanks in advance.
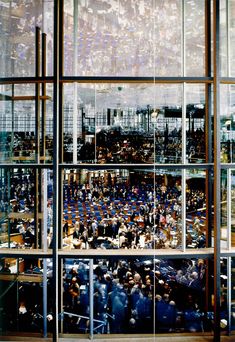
[96,129,154,163]
[63,258,212,334]
[63,125,206,164]
[0,170,36,248]
[63,172,206,250]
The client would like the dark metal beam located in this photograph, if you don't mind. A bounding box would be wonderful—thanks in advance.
[52,0,61,340]
[42,33,47,159]
[213,1,221,341]
[205,0,212,248]
[58,163,213,170]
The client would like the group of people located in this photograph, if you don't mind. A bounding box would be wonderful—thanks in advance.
[63,173,206,250]
[63,258,211,334]
[96,129,154,163]
[0,170,36,248]
[63,125,205,164]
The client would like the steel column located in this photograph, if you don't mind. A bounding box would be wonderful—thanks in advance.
[213,1,221,341]
[52,0,61,340]
[41,33,47,159]
[89,259,94,340]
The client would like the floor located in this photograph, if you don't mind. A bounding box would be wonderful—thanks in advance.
[1,335,235,342]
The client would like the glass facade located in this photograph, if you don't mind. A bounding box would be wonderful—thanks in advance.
[0,0,234,341]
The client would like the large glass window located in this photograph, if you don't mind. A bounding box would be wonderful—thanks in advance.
[0,1,54,77]
[1,1,235,341]
[64,0,206,77]
[62,257,213,335]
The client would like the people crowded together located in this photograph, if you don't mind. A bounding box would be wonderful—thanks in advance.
[62,170,206,250]
[63,258,211,334]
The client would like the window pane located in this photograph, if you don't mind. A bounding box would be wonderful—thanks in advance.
[0,1,53,77]
[63,258,90,333]
[186,169,207,249]
[64,0,154,76]
[0,258,53,335]
[185,0,205,77]
[0,83,53,164]
[0,168,53,250]
[186,84,206,164]
[155,85,182,164]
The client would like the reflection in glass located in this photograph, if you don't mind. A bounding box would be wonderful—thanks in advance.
[186,170,207,248]
[62,168,154,249]
[220,258,228,332]
[220,85,235,163]
[220,0,227,76]
[221,1,235,77]
[62,168,183,250]
[64,0,207,77]
[154,85,182,163]
[0,1,53,77]
[63,83,184,164]
[63,259,90,333]
[231,171,235,247]
[0,84,53,164]
[154,171,182,249]
[63,84,95,164]
[0,258,53,335]
[186,84,206,163]
[221,170,228,246]
[64,0,155,76]
[0,169,53,249]
[185,0,205,77]
[96,84,155,164]
[63,257,213,335]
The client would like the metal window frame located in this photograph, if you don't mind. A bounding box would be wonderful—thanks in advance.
[1,1,235,341]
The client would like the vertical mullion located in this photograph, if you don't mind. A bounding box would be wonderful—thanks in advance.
[43,257,48,337]
[205,0,212,248]
[227,256,232,335]
[89,259,94,339]
[182,82,186,252]
[95,85,97,163]
[7,168,11,248]
[181,168,186,252]
[181,0,186,77]
[73,0,78,164]
[52,0,61,340]
[35,26,41,250]
[42,33,47,159]
[35,26,41,163]
[181,0,186,253]
[213,0,221,341]
[227,0,231,77]
[10,84,14,160]
[59,0,64,164]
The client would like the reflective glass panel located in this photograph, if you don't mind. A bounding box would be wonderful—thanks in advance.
[0,258,52,335]
[0,83,53,164]
[0,0,53,77]
[63,258,90,333]
[221,169,228,247]
[154,170,182,249]
[186,169,207,248]
[62,257,213,335]
[231,170,235,247]
[62,168,154,250]
[154,85,182,163]
[186,84,206,164]
[185,0,205,77]
[220,85,235,163]
[0,168,53,250]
